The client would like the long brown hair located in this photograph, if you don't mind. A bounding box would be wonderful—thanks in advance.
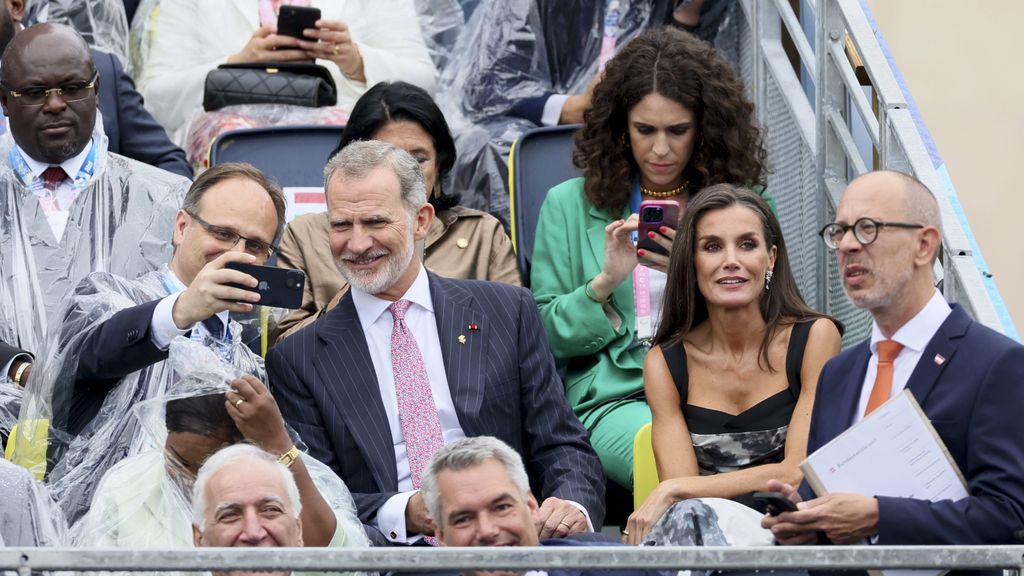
[654,184,840,370]
[573,27,766,218]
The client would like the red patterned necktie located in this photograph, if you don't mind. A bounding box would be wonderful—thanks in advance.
[41,166,68,191]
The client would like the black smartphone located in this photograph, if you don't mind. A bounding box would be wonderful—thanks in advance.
[277,5,322,39]
[225,263,306,309]
[752,491,799,516]
[637,200,680,256]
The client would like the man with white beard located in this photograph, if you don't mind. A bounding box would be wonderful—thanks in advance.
[267,140,604,546]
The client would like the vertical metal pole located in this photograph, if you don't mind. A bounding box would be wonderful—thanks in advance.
[814,0,830,314]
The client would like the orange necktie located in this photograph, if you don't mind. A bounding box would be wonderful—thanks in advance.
[865,339,904,415]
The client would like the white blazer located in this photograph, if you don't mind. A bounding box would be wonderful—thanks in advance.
[138,0,438,143]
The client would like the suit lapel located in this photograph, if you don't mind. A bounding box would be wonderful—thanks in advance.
[905,305,968,407]
[314,292,398,491]
[429,274,486,435]
[833,344,871,434]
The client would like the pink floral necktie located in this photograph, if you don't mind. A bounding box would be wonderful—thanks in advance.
[389,300,444,490]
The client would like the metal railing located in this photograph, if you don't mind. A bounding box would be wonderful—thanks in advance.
[734,0,1017,343]
[1,547,1022,574]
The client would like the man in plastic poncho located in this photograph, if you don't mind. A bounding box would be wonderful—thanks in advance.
[0,23,187,387]
[12,162,281,526]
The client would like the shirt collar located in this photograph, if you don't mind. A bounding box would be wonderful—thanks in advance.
[870,289,951,354]
[19,138,94,179]
[351,264,433,331]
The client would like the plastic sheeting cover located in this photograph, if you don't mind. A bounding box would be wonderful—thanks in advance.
[0,457,68,547]
[0,118,188,366]
[24,0,130,69]
[12,267,265,526]
[71,338,368,573]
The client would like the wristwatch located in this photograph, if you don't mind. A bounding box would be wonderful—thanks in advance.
[277,445,300,468]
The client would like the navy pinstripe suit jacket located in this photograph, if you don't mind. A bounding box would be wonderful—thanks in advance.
[267,273,606,531]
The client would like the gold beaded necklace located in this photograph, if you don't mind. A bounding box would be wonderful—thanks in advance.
[640,183,687,198]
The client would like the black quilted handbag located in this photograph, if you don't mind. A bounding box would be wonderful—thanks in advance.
[202,62,338,112]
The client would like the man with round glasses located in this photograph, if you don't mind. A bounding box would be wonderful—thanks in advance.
[0,23,188,394]
[762,170,1024,553]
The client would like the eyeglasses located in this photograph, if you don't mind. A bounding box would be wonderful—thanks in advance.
[187,211,276,258]
[820,217,924,249]
[3,75,99,107]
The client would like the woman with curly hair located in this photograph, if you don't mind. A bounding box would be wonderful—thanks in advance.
[624,185,840,545]
[530,27,771,489]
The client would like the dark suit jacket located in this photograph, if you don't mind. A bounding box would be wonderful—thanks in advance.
[65,299,166,436]
[801,305,1024,550]
[92,49,192,179]
[267,273,606,538]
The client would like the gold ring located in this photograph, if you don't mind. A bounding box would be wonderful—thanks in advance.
[234,398,244,408]
[559,520,571,529]
[621,530,630,536]
[332,44,340,56]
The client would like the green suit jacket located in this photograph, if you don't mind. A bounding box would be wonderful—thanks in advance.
[530,177,776,422]
[531,178,646,421]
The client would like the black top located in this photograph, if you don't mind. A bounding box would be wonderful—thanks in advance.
[659,320,814,476]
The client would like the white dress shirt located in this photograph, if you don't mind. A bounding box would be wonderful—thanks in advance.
[19,140,95,240]
[854,289,952,423]
[150,270,230,350]
[351,265,466,543]
[353,266,593,542]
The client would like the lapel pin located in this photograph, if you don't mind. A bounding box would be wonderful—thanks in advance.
[468,323,479,331]
[456,238,469,249]
[933,353,946,366]
[458,335,466,344]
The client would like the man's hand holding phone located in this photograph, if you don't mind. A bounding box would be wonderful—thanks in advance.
[171,252,261,330]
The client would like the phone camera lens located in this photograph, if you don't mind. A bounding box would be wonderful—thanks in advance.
[286,271,304,289]
[643,206,663,222]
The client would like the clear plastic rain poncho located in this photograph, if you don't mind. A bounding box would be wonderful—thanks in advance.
[23,0,130,69]
[0,116,188,364]
[72,338,368,576]
[10,265,264,526]
[0,457,68,547]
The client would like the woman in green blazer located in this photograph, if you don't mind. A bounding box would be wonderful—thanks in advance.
[531,27,770,489]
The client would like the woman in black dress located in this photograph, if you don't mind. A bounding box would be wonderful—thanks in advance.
[624,184,842,544]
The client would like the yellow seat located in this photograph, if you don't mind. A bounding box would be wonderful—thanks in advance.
[632,421,659,509]
[5,418,50,480]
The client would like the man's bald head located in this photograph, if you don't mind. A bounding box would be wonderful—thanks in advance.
[0,23,98,165]
[848,170,942,235]
[0,23,94,83]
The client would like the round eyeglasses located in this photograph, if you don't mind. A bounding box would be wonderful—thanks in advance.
[819,217,924,249]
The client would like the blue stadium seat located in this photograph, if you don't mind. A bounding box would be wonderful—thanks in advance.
[508,124,581,286]
[209,125,345,187]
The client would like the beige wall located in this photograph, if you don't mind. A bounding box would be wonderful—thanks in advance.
[866,0,1024,334]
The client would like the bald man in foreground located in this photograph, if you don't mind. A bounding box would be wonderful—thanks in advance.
[763,171,1024,567]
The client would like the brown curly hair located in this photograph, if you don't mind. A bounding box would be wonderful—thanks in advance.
[573,27,767,217]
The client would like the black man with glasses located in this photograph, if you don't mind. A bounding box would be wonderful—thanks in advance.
[0,24,188,393]
[14,163,287,523]
[761,170,1024,558]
